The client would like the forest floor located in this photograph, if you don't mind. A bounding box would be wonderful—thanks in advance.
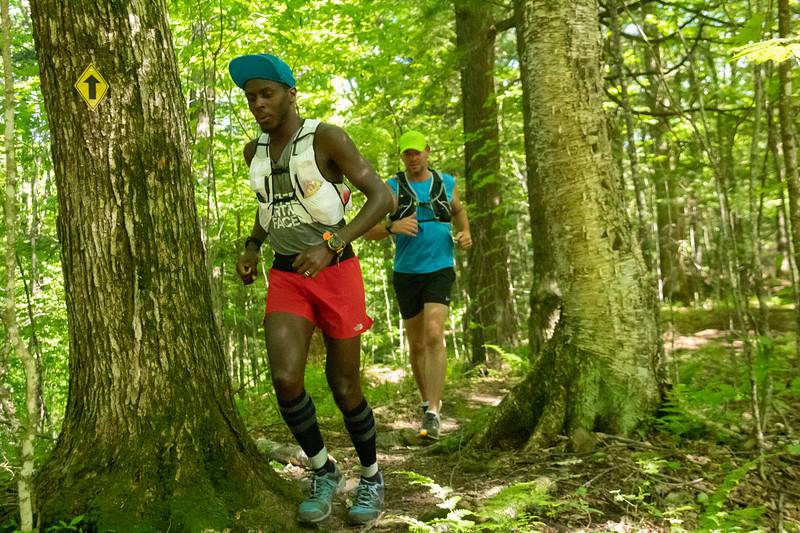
[244,307,800,532]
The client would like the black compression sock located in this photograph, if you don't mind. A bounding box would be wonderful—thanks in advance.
[342,398,377,468]
[278,390,325,461]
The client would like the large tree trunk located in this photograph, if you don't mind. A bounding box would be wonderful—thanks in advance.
[28,1,297,530]
[481,0,661,450]
[455,0,517,365]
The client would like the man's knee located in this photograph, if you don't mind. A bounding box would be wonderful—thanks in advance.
[408,338,426,356]
[328,373,363,409]
[425,333,445,352]
[271,370,304,401]
[423,321,446,351]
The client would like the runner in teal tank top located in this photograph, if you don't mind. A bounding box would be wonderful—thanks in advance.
[364,129,472,440]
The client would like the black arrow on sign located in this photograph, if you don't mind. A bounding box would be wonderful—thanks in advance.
[83,75,101,100]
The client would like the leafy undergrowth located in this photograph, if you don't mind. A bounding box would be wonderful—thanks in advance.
[239,328,800,532]
[2,315,797,532]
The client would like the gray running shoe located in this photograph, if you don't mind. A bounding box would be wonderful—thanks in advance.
[418,411,440,440]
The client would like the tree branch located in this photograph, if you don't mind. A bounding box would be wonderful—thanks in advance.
[604,87,753,117]
[490,16,516,36]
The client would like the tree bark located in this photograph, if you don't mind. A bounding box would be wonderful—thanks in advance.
[455,0,517,365]
[746,58,769,329]
[28,1,297,529]
[2,0,39,528]
[481,0,661,450]
[777,0,800,366]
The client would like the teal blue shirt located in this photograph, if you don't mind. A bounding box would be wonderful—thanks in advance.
[388,172,456,274]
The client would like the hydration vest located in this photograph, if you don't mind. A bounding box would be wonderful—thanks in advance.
[248,119,352,232]
[389,170,451,223]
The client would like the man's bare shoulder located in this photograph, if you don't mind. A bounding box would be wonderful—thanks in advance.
[314,122,350,147]
[243,139,257,166]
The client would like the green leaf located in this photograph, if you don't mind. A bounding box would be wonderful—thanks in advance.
[731,38,800,64]
[733,14,765,46]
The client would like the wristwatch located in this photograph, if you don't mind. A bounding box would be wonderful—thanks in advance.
[385,222,394,234]
[322,231,346,254]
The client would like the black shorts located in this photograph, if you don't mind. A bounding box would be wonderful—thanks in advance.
[392,267,455,319]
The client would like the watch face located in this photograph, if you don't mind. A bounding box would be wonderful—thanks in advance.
[327,233,345,251]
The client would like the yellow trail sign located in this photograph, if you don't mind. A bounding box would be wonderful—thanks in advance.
[75,64,108,110]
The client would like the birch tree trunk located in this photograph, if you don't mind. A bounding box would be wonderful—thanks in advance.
[28,0,297,529]
[455,0,517,365]
[777,0,800,365]
[481,0,661,450]
[2,0,39,528]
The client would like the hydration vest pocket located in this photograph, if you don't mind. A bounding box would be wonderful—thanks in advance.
[292,148,351,225]
[297,180,346,225]
[296,159,325,197]
[390,198,416,222]
[249,156,270,204]
[430,194,452,223]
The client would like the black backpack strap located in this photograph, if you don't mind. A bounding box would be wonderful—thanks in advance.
[429,169,452,223]
[389,171,417,221]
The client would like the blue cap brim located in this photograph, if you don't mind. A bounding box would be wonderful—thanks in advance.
[229,54,296,89]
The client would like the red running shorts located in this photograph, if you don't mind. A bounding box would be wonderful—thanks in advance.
[265,257,373,339]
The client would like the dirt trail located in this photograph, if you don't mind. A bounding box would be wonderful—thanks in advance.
[252,332,800,532]
[255,373,513,532]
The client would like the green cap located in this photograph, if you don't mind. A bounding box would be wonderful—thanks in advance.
[398,130,427,153]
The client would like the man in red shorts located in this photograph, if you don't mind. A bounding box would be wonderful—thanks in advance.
[230,53,391,525]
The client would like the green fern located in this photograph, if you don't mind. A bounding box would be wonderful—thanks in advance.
[699,459,763,530]
[481,479,556,519]
[44,514,85,532]
[394,471,476,530]
[484,344,529,374]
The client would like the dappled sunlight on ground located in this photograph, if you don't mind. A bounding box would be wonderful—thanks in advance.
[364,364,408,384]
[664,327,751,355]
[378,414,418,432]
[663,327,727,352]
[580,521,663,533]
[466,391,503,407]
